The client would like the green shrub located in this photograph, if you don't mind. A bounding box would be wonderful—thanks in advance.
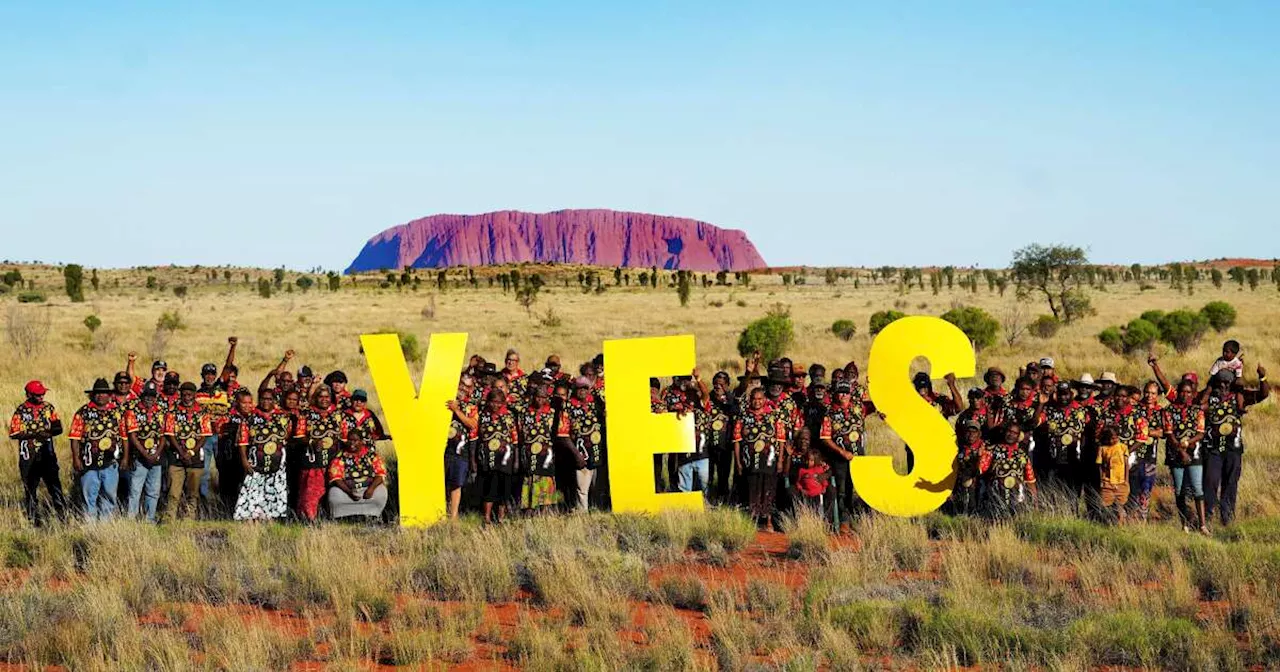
[1158,310,1210,353]
[83,315,101,333]
[63,264,85,303]
[736,305,793,362]
[156,311,185,332]
[1098,327,1124,354]
[868,310,906,336]
[17,291,46,303]
[1122,318,1161,354]
[1140,310,1165,324]
[371,329,422,363]
[1028,314,1061,339]
[1199,301,1236,332]
[172,285,187,299]
[830,319,857,341]
[940,306,999,351]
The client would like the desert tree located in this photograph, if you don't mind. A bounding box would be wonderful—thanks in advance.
[1009,243,1092,323]
[63,264,85,302]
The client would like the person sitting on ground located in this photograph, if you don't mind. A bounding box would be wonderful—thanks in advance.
[1096,426,1129,526]
[326,435,389,522]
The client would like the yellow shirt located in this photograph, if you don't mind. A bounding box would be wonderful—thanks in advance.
[1096,441,1129,485]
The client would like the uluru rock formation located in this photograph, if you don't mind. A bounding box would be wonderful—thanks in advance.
[345,209,766,273]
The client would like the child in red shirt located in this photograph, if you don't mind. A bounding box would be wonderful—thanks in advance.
[795,449,830,511]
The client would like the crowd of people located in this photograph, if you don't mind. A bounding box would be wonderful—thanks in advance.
[8,336,1271,535]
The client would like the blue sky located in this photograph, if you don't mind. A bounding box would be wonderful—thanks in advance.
[1,1,1276,270]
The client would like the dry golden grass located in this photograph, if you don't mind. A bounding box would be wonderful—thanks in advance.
[3,262,1280,669]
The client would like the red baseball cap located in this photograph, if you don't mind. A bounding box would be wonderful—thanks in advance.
[24,380,48,395]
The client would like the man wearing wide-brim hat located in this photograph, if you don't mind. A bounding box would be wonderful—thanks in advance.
[67,378,130,520]
[10,380,68,526]
[982,367,1007,398]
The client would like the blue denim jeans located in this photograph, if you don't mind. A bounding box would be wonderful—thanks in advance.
[677,458,710,495]
[80,464,120,520]
[127,462,164,522]
[199,436,217,498]
[1171,464,1205,498]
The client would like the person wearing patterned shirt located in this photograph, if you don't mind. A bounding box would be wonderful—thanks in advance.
[325,371,353,412]
[477,388,520,523]
[819,381,871,530]
[1093,385,1152,519]
[650,378,669,492]
[979,423,1038,518]
[982,367,1008,400]
[1202,366,1269,527]
[520,383,561,512]
[342,390,389,449]
[949,419,987,515]
[327,436,389,520]
[907,372,962,473]
[560,378,605,512]
[502,349,528,405]
[124,388,167,522]
[444,375,479,520]
[764,367,801,522]
[157,372,181,412]
[216,390,255,516]
[677,371,714,496]
[162,382,212,522]
[233,388,293,521]
[9,381,67,526]
[734,388,787,530]
[1121,384,1162,523]
[196,351,236,502]
[68,378,133,520]
[1163,380,1208,533]
[294,385,348,522]
[955,388,993,442]
[705,372,739,503]
[1035,382,1089,508]
[111,370,139,411]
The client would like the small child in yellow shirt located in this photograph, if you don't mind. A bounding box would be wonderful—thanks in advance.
[1097,427,1130,525]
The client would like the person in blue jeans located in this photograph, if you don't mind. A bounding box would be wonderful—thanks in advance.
[68,378,129,520]
[1162,380,1208,533]
[124,388,167,522]
[677,371,712,495]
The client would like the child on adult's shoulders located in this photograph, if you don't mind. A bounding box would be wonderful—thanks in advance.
[1209,340,1244,380]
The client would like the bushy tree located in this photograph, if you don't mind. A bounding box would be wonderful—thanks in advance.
[941,306,999,351]
[296,276,314,292]
[831,319,857,341]
[83,314,101,333]
[1140,310,1165,325]
[1010,244,1091,323]
[1157,310,1210,353]
[869,310,906,336]
[172,285,188,299]
[63,264,85,302]
[737,306,794,362]
[257,278,272,298]
[1200,301,1236,332]
[677,271,691,307]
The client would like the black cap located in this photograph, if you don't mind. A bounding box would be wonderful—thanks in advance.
[649,377,661,389]
[114,372,131,383]
[324,371,348,385]
[913,372,931,387]
[152,360,167,370]
[140,387,158,398]
[201,363,218,376]
[179,381,198,392]
[299,365,314,378]
[834,382,853,394]
[164,372,180,384]
[352,389,369,401]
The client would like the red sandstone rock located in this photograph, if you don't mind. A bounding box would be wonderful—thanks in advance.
[345,209,766,273]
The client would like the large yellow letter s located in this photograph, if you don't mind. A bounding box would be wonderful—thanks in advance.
[852,316,976,517]
[361,332,468,527]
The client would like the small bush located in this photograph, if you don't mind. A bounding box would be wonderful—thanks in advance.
[1098,327,1124,354]
[156,311,185,332]
[17,291,45,303]
[1028,314,1061,339]
[1200,301,1236,332]
[869,310,906,336]
[940,306,999,351]
[736,305,793,362]
[1157,310,1210,353]
[83,315,101,333]
[1122,318,1161,354]
[1140,310,1165,324]
[657,575,708,611]
[830,319,857,341]
[172,285,188,299]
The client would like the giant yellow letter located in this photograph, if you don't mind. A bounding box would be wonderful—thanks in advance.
[852,316,975,516]
[361,332,468,527]
[603,335,701,513]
